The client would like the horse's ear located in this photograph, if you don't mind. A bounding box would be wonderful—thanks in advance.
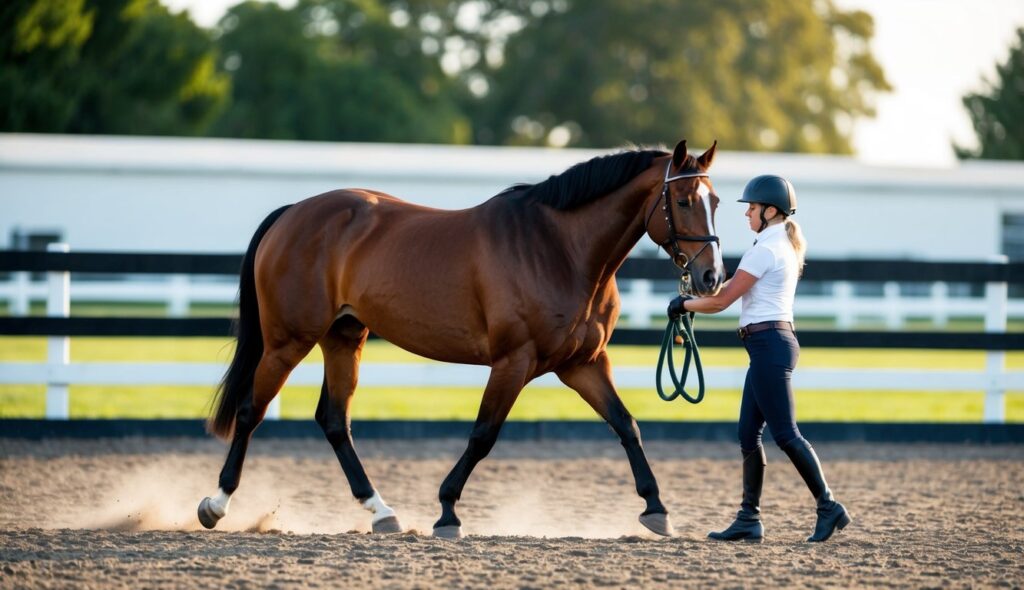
[698,140,718,170]
[672,140,688,168]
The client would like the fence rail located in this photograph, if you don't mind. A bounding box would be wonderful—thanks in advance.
[2,250,1022,281]
[0,316,1021,349]
[0,247,1019,423]
[3,251,1023,329]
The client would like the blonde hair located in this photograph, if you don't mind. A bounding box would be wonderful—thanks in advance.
[784,218,806,276]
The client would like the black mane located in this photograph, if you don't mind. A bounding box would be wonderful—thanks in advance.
[502,148,669,210]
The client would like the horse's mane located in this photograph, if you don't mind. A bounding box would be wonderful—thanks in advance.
[501,148,672,210]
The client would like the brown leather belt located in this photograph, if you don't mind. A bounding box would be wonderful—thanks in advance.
[737,321,794,340]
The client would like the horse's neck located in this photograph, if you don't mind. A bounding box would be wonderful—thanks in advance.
[559,169,661,281]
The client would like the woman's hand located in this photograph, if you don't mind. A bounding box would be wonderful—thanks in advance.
[682,271,759,314]
[667,295,694,318]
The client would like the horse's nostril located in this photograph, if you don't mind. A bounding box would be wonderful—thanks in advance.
[702,269,717,289]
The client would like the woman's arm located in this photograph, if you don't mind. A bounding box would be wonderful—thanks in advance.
[685,270,758,314]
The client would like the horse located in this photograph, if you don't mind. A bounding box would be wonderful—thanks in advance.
[197,139,724,538]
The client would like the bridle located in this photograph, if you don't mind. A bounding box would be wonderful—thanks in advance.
[646,159,718,406]
[644,160,720,293]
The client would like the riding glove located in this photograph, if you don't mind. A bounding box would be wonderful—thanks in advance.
[667,295,694,318]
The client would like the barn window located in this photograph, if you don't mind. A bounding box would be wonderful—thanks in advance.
[1002,213,1024,261]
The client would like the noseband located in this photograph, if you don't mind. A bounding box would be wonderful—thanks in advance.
[644,161,720,292]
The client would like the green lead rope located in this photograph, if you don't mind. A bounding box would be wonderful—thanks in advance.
[655,311,705,404]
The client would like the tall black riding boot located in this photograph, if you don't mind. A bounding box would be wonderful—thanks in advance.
[708,446,766,542]
[781,438,851,542]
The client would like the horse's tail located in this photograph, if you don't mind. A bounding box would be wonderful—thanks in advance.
[207,205,293,440]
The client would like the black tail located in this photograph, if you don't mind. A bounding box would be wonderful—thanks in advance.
[207,205,293,439]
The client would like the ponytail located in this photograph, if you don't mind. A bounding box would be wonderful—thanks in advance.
[784,218,806,276]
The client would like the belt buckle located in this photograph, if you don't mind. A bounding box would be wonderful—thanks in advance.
[737,327,748,339]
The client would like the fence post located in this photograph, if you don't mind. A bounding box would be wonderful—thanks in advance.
[11,271,30,316]
[46,243,71,419]
[983,255,1008,424]
[168,274,190,317]
[931,281,949,328]
[835,281,854,329]
[624,279,653,326]
[883,281,902,329]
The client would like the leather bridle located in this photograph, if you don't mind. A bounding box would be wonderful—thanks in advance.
[644,160,720,289]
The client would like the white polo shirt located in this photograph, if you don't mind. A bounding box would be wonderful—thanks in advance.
[736,222,798,327]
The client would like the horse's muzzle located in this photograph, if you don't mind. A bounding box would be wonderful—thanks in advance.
[694,267,725,296]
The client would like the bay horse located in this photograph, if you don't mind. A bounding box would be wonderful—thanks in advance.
[198,140,724,538]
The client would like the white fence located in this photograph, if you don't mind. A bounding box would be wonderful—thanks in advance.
[4,274,1023,330]
[0,245,1019,423]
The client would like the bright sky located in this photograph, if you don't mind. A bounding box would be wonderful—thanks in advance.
[834,0,1024,167]
[163,0,1024,168]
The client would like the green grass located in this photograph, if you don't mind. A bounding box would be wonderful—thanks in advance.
[4,385,1019,423]
[1,336,1022,422]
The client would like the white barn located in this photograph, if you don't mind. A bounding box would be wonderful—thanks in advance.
[4,136,1020,424]
[2,133,1024,261]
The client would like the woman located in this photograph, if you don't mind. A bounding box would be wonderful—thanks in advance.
[667,175,851,543]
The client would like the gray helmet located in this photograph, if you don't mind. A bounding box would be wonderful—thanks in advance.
[737,175,797,215]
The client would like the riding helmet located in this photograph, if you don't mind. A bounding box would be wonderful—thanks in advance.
[737,175,797,215]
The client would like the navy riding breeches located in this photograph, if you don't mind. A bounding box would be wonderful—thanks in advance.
[738,327,805,451]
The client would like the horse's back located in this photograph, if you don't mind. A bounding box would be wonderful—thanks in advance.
[254,188,616,369]
[255,189,492,362]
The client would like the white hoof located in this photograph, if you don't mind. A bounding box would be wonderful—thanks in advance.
[362,491,402,534]
[198,490,230,530]
[639,512,675,537]
[198,497,223,529]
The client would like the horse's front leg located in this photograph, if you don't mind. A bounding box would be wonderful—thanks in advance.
[556,352,673,536]
[433,354,530,539]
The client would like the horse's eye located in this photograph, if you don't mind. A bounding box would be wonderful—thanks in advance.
[676,199,690,208]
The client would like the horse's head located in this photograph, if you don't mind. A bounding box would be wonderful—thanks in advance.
[644,140,726,295]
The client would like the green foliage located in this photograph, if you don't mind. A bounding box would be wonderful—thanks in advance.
[210,0,468,142]
[2,0,889,150]
[72,0,231,134]
[453,0,890,150]
[957,27,1024,160]
[1,0,229,134]
[0,0,95,131]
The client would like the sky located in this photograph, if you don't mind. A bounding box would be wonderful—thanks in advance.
[163,0,1024,168]
[833,0,1024,167]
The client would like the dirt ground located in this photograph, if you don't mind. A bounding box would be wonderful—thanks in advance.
[0,436,1021,589]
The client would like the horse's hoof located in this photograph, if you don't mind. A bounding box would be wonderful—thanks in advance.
[197,497,222,529]
[432,525,463,539]
[372,516,403,534]
[639,512,675,537]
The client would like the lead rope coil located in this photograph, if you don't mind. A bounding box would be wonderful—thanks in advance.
[655,309,705,404]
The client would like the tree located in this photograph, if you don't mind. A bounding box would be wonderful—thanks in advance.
[425,0,890,151]
[957,27,1024,160]
[1,0,229,135]
[0,0,95,131]
[210,0,469,143]
[3,0,892,152]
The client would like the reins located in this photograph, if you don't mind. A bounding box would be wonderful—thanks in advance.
[655,280,706,404]
[650,160,713,405]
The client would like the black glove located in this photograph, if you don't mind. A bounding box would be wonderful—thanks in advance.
[667,295,693,318]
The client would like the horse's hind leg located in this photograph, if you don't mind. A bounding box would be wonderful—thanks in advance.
[198,339,314,529]
[315,317,401,534]
[556,353,673,537]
